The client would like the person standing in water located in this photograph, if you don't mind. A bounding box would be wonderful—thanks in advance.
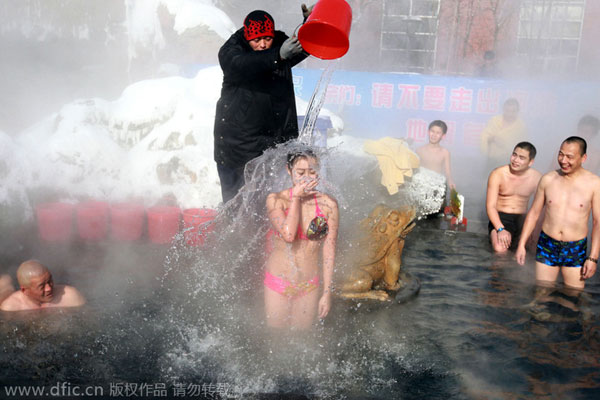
[213,7,311,203]
[265,149,338,330]
[480,98,527,170]
[516,137,600,289]
[415,120,455,190]
[486,142,541,252]
[0,260,86,311]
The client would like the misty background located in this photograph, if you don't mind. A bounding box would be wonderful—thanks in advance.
[2,0,598,132]
[0,0,599,220]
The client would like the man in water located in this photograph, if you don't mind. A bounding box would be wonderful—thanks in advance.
[480,98,527,170]
[486,142,541,252]
[516,137,600,289]
[213,7,311,203]
[416,120,455,190]
[0,260,86,311]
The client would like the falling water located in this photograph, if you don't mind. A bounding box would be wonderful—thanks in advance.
[298,61,337,146]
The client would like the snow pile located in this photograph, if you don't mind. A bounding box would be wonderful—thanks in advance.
[11,66,224,211]
[160,0,236,39]
[1,65,346,220]
[125,0,235,58]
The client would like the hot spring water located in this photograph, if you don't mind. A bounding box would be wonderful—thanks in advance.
[2,220,599,398]
[1,65,600,399]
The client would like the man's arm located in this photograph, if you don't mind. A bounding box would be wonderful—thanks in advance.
[219,36,280,79]
[443,149,455,189]
[0,275,13,304]
[486,169,512,249]
[415,146,424,162]
[486,170,504,229]
[0,293,20,311]
[516,175,547,264]
[63,286,86,307]
[582,178,600,279]
[287,47,309,67]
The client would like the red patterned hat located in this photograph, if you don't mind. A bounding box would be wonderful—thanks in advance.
[243,10,275,41]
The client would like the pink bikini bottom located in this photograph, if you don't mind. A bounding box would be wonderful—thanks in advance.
[264,271,319,298]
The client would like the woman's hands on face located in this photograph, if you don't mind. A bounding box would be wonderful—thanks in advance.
[292,175,319,198]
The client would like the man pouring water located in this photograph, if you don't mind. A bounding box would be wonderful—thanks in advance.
[213,6,314,203]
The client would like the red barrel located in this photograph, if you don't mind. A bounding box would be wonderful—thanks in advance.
[298,0,352,60]
[77,201,109,240]
[183,208,217,246]
[35,202,74,242]
[110,203,145,241]
[147,206,181,244]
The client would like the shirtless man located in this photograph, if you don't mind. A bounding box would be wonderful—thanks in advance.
[0,260,86,311]
[486,142,541,252]
[516,137,600,289]
[416,120,455,189]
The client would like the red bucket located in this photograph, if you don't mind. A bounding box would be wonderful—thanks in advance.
[35,202,74,242]
[183,208,217,246]
[298,0,352,60]
[110,203,145,241]
[77,201,109,240]
[147,206,181,244]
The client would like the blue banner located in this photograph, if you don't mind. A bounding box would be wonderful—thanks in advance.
[292,68,600,157]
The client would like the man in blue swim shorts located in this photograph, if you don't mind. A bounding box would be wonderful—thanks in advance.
[516,136,600,289]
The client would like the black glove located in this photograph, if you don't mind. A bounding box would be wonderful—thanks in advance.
[279,36,303,60]
[302,3,315,20]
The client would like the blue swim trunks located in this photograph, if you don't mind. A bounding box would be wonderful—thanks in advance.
[536,231,587,267]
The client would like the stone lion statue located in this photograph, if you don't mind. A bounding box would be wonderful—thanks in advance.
[339,204,420,302]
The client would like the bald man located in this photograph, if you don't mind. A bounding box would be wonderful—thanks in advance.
[0,260,85,311]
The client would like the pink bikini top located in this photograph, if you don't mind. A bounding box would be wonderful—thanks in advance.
[284,188,327,240]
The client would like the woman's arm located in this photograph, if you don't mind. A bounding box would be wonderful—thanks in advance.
[266,192,300,243]
[318,196,339,319]
[266,179,318,243]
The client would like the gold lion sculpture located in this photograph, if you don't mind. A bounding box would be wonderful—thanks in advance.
[340,204,418,302]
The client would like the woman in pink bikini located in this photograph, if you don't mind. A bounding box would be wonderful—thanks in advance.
[264,149,339,330]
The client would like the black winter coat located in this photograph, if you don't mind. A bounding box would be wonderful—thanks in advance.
[213,28,307,169]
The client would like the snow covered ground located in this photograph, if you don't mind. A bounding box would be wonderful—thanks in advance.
[0,65,347,222]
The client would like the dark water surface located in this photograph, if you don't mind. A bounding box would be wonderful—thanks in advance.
[1,219,599,399]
